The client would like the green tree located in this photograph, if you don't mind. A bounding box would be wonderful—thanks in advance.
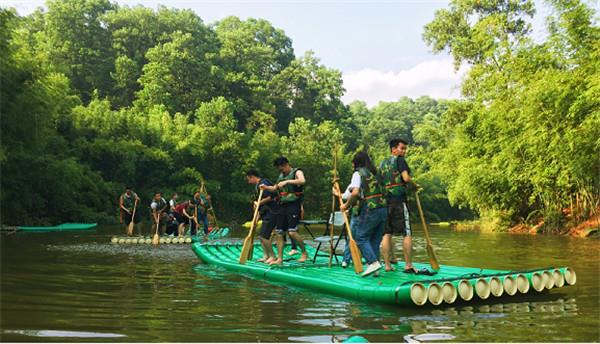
[269,51,348,131]
[44,0,116,102]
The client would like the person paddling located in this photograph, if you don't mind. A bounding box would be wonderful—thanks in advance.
[169,193,179,215]
[173,200,190,236]
[246,169,279,263]
[120,186,141,236]
[379,139,420,273]
[334,151,387,277]
[188,192,209,235]
[150,192,169,237]
[260,156,308,264]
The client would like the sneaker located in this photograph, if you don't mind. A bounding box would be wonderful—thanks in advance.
[361,261,382,277]
[341,261,348,268]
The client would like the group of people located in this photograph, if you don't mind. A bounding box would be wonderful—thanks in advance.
[119,189,212,237]
[246,138,418,277]
[119,138,418,277]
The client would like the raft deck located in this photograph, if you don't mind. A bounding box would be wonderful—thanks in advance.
[191,242,576,306]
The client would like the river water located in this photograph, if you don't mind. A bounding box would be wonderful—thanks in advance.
[1,225,598,342]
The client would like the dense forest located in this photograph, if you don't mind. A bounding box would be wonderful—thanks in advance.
[1,0,597,233]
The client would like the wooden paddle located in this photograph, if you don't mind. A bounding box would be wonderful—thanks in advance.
[127,200,137,236]
[239,189,263,264]
[328,145,338,268]
[152,213,160,245]
[415,190,440,271]
[193,204,200,232]
[201,181,219,231]
[333,181,363,274]
[247,212,261,261]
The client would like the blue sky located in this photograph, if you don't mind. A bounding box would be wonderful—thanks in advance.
[3,0,557,106]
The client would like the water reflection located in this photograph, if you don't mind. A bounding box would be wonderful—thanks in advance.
[1,227,598,342]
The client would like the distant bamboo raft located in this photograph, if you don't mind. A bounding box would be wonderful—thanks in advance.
[111,236,193,244]
[111,227,230,244]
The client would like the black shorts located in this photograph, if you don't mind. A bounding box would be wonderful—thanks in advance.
[275,200,301,234]
[123,211,141,225]
[173,212,186,224]
[259,211,277,240]
[166,223,178,235]
[385,198,411,236]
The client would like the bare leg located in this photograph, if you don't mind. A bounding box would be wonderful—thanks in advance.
[288,231,307,262]
[268,234,284,265]
[178,223,185,236]
[403,235,413,269]
[382,234,394,271]
[258,237,270,262]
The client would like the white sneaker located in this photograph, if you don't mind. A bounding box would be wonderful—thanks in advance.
[341,261,348,268]
[361,261,382,277]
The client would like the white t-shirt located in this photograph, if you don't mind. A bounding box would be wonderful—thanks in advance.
[151,198,167,211]
[169,199,176,208]
[342,171,362,200]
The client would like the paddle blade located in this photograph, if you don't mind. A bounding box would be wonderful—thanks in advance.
[349,240,364,273]
[127,222,134,236]
[152,232,159,245]
[239,237,252,264]
[427,244,440,271]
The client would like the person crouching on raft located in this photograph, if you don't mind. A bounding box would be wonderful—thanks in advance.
[379,138,420,273]
[120,186,141,236]
[260,156,308,265]
[246,169,279,263]
[150,192,169,236]
[173,200,190,236]
[336,151,387,277]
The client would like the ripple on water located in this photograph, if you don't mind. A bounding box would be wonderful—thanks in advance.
[4,329,126,338]
[404,333,456,342]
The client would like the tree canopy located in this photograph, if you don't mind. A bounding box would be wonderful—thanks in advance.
[1,0,597,233]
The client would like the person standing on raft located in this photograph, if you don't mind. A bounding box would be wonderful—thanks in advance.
[335,151,387,277]
[260,156,308,265]
[150,192,169,237]
[379,138,420,273]
[120,186,141,236]
[246,169,279,263]
[187,192,210,235]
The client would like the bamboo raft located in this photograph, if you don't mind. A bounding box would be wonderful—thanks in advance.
[111,227,230,244]
[191,242,576,307]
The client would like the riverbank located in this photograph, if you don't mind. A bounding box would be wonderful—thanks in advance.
[440,214,599,238]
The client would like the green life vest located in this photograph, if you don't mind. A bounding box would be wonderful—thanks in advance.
[121,192,137,211]
[352,167,386,216]
[192,195,208,215]
[152,197,168,213]
[276,168,304,203]
[379,156,407,199]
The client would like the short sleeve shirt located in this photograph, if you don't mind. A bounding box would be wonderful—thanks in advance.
[342,171,362,200]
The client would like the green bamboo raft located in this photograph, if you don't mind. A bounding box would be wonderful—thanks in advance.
[17,223,97,232]
[111,227,230,244]
[191,242,576,307]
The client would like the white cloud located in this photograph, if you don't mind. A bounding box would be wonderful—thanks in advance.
[342,59,468,107]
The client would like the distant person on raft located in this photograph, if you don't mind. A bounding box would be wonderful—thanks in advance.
[260,156,308,265]
[120,186,141,235]
[184,191,209,236]
[150,192,169,237]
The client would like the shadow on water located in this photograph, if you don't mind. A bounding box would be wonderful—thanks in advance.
[1,225,598,342]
